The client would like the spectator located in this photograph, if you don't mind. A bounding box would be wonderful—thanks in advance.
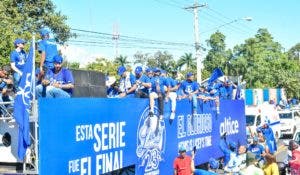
[173,146,217,175]
[240,152,264,175]
[178,72,199,115]
[134,66,151,98]
[248,136,265,167]
[36,55,74,98]
[117,66,136,98]
[288,140,300,175]
[10,38,26,91]
[262,153,279,175]
[38,28,59,75]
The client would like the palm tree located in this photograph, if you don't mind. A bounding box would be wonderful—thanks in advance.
[177,53,196,70]
[114,55,130,66]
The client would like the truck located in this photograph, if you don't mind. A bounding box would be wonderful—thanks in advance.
[0,70,247,175]
[279,108,300,138]
[245,102,281,142]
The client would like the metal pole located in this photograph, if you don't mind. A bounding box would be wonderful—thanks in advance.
[193,0,202,84]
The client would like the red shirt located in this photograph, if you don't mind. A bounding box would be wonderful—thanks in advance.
[173,155,192,175]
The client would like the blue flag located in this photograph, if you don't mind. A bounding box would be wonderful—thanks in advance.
[235,86,241,100]
[13,43,34,160]
[208,68,224,85]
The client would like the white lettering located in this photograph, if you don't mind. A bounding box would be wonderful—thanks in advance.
[93,124,101,152]
[80,157,91,175]
[220,117,239,136]
[68,159,80,173]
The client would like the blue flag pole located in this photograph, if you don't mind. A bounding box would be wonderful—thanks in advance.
[13,35,35,160]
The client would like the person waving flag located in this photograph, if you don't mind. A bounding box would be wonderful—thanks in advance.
[13,37,35,160]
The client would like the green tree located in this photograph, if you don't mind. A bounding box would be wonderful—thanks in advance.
[231,28,300,98]
[146,51,175,71]
[203,31,231,76]
[114,55,130,66]
[177,53,196,71]
[86,57,119,76]
[133,51,149,65]
[0,0,72,66]
[288,43,300,60]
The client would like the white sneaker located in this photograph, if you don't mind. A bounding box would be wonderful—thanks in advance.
[170,112,175,120]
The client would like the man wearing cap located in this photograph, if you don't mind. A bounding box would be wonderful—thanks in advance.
[134,66,151,98]
[117,66,136,98]
[149,68,169,120]
[178,72,199,115]
[36,55,74,98]
[173,145,194,175]
[248,136,265,167]
[38,28,59,75]
[257,123,277,154]
[10,38,26,91]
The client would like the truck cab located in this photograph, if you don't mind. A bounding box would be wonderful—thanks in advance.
[279,109,296,138]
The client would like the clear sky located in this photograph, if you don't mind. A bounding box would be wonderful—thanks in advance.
[53,0,300,65]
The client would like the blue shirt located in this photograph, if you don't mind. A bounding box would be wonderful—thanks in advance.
[46,68,74,94]
[248,144,264,160]
[150,76,169,94]
[10,50,26,71]
[136,74,151,95]
[38,39,58,68]
[180,80,199,95]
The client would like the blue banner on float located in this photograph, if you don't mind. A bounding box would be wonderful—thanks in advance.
[39,98,246,175]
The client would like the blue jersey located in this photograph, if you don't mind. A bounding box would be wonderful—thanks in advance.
[151,76,169,94]
[10,50,26,71]
[248,144,264,160]
[46,68,74,94]
[38,38,58,68]
[136,74,151,95]
[180,80,199,95]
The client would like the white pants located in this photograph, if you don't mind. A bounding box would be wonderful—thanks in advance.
[169,92,177,112]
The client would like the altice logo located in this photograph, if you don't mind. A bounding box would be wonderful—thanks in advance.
[219,116,239,136]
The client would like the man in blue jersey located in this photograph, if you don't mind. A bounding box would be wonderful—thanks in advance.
[36,55,74,98]
[38,28,59,75]
[134,66,152,98]
[248,136,265,167]
[149,68,169,120]
[178,72,199,115]
[166,70,179,122]
[10,38,27,91]
[117,66,136,98]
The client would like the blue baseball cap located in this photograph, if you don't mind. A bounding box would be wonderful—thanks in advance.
[14,38,26,46]
[178,145,186,152]
[153,67,161,73]
[135,66,143,74]
[186,72,193,77]
[53,55,63,64]
[118,66,126,76]
[39,28,50,36]
[146,67,153,73]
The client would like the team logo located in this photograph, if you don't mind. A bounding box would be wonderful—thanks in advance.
[136,106,166,174]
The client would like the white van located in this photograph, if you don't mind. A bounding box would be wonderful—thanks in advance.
[279,108,300,138]
[246,102,281,142]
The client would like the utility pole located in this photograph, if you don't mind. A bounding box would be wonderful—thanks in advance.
[112,23,120,59]
[184,1,207,84]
